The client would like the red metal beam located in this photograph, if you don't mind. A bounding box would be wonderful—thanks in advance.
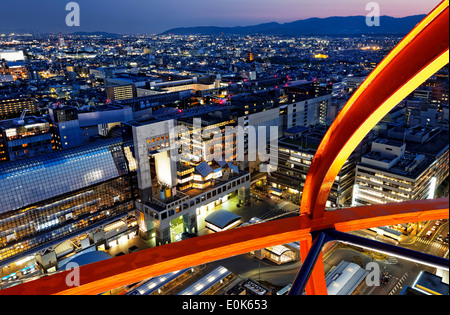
[0,198,447,295]
[299,238,328,295]
[300,0,449,219]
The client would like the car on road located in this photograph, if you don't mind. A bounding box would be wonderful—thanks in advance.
[381,273,391,285]
[20,265,36,276]
[1,272,18,282]
[437,235,443,242]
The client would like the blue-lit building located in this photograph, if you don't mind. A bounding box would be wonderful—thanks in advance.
[0,136,138,273]
[48,106,82,150]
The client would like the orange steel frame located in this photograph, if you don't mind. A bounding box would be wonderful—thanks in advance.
[1,1,449,295]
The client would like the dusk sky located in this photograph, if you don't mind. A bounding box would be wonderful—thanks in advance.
[0,0,442,34]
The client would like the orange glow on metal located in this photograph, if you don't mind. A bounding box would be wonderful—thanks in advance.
[300,0,449,219]
[0,198,447,295]
[0,1,448,296]
[299,238,328,295]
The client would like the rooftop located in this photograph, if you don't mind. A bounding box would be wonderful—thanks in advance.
[0,116,48,130]
[205,210,241,229]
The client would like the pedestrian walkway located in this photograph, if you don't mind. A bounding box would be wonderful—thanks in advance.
[388,272,408,295]
[415,237,449,251]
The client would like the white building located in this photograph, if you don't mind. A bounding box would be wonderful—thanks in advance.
[0,50,25,62]
[353,139,446,206]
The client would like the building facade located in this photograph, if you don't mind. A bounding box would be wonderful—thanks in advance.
[352,137,449,206]
[0,137,138,272]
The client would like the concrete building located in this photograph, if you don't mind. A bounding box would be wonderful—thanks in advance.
[268,125,376,207]
[123,117,251,246]
[353,136,449,206]
[0,97,38,120]
[0,116,53,162]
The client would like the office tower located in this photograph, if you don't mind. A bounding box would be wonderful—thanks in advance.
[268,125,376,208]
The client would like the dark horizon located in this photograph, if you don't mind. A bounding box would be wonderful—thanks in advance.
[0,0,441,35]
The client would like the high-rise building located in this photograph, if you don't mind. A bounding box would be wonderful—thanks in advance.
[58,33,66,48]
[268,125,376,208]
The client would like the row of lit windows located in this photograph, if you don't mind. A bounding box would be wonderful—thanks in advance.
[0,202,134,262]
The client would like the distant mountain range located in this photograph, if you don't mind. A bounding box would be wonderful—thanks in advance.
[161,15,426,36]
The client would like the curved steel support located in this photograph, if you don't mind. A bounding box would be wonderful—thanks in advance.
[301,0,449,219]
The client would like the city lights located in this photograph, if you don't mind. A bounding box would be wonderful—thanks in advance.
[0,0,448,299]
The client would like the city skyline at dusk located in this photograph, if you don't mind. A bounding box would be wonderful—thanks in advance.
[0,0,443,34]
[0,0,448,298]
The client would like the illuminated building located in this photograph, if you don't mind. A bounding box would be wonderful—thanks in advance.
[48,106,82,150]
[314,53,329,59]
[48,105,133,150]
[0,116,52,162]
[246,52,255,62]
[0,0,448,296]
[268,125,376,207]
[0,50,24,62]
[0,137,137,273]
[0,60,29,81]
[123,115,251,246]
[353,136,449,206]
[204,210,242,233]
[106,84,137,102]
[0,97,38,120]
[58,33,66,48]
